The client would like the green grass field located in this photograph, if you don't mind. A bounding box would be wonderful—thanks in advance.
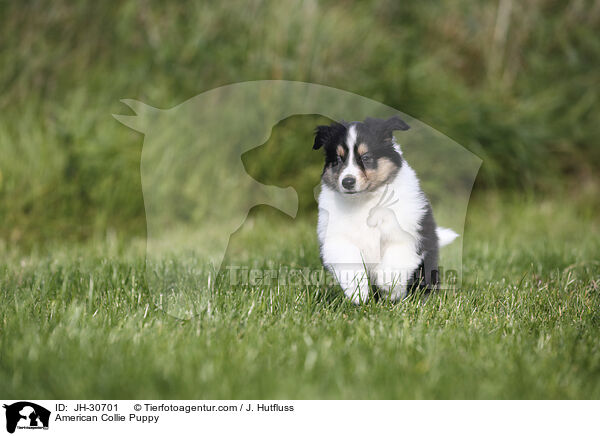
[1,192,599,399]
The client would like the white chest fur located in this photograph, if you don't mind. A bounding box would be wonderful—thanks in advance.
[318,164,426,261]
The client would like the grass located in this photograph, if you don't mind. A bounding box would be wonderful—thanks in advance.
[1,192,599,399]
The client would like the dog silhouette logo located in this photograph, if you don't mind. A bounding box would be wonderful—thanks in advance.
[3,402,50,433]
[113,80,480,318]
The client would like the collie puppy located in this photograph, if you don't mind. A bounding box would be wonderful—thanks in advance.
[313,116,458,304]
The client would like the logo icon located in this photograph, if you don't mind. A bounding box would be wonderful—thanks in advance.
[113,80,481,318]
[3,402,50,434]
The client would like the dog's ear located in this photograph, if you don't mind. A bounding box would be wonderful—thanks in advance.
[377,115,409,143]
[313,122,346,150]
[384,115,410,132]
[313,125,331,150]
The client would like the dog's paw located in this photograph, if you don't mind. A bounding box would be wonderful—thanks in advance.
[342,279,370,304]
[346,288,370,305]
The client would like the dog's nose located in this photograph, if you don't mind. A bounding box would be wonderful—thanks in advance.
[341,176,356,190]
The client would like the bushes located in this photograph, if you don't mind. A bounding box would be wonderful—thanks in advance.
[0,0,598,245]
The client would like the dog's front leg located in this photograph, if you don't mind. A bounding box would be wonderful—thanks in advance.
[374,243,421,302]
[322,240,370,304]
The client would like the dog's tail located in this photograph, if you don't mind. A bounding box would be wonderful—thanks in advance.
[436,227,459,247]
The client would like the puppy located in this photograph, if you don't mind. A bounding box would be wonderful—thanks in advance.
[313,116,458,304]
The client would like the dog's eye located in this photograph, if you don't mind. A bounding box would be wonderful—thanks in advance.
[361,153,373,164]
[334,155,343,165]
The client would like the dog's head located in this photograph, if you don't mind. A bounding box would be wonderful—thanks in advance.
[313,116,409,195]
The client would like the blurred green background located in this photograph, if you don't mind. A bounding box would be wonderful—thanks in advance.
[1,0,599,248]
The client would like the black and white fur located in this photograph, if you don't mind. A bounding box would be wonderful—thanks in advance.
[313,116,458,304]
